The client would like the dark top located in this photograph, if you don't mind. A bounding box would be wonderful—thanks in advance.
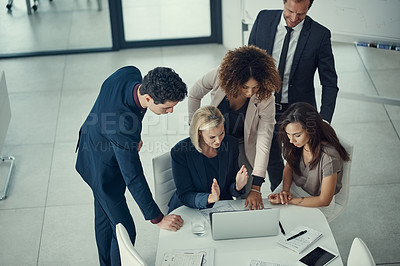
[75,66,162,221]
[203,154,219,187]
[168,135,245,213]
[217,97,249,140]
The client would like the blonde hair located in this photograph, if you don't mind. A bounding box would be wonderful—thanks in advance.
[190,106,225,153]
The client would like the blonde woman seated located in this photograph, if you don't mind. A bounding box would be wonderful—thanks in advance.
[268,102,350,220]
[168,106,249,213]
[188,45,281,210]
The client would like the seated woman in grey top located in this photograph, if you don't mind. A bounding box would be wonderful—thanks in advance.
[268,102,350,219]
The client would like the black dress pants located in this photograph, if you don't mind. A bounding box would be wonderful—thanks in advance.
[266,104,289,191]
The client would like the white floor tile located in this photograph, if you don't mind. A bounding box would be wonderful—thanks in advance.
[332,42,365,72]
[1,56,66,93]
[161,44,228,86]
[369,68,400,98]
[331,121,400,186]
[38,204,98,266]
[46,142,94,206]
[55,89,99,143]
[0,144,53,209]
[0,207,44,266]
[336,69,377,95]
[330,183,400,264]
[63,53,121,91]
[5,91,60,145]
[332,99,389,124]
[386,105,400,121]
[356,46,400,71]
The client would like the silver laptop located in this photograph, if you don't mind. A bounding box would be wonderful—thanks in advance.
[210,208,280,240]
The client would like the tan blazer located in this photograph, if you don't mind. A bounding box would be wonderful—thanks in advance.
[188,67,275,178]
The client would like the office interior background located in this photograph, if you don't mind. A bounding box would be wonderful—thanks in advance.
[0,0,399,265]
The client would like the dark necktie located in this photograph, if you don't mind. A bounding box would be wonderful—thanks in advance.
[276,26,293,103]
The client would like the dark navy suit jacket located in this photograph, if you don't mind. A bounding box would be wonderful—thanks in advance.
[75,66,161,221]
[168,136,245,213]
[249,10,338,122]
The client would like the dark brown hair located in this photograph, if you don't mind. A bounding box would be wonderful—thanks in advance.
[278,102,349,175]
[284,0,314,9]
[218,45,281,101]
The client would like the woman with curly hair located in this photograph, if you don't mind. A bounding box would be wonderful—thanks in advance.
[267,102,350,220]
[188,45,281,210]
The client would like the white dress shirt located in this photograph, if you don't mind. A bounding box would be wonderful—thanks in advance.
[272,14,304,103]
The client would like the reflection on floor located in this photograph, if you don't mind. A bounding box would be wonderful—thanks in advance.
[0,42,399,265]
[0,0,212,55]
[0,0,111,54]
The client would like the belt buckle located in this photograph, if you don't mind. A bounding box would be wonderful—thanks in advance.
[275,103,283,111]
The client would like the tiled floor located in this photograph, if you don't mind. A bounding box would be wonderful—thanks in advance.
[1,3,400,266]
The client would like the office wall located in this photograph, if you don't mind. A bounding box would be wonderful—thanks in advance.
[222,0,243,50]
[222,0,400,49]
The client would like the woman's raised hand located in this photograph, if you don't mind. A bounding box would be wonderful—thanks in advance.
[235,165,249,191]
[208,178,220,204]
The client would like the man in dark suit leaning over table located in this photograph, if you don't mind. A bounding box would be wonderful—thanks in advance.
[249,0,339,192]
[75,66,186,266]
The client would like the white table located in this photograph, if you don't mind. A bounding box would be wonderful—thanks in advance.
[156,199,343,266]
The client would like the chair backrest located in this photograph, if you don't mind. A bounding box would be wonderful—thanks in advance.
[116,223,147,266]
[0,72,12,154]
[152,152,176,214]
[347,237,376,266]
[328,135,354,223]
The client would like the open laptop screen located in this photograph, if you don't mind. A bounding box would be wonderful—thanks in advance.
[210,208,280,240]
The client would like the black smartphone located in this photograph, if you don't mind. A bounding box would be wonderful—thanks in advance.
[298,246,338,266]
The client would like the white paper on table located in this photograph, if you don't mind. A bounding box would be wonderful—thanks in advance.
[249,259,294,266]
[161,252,203,266]
[171,247,215,266]
[278,225,322,253]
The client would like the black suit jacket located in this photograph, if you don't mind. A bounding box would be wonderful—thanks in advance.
[249,10,338,122]
[168,136,244,213]
[75,66,161,220]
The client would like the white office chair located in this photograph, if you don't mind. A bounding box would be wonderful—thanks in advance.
[152,152,176,214]
[347,237,376,266]
[327,135,354,223]
[116,223,148,266]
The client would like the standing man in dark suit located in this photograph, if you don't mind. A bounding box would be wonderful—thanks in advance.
[75,66,186,265]
[249,0,339,194]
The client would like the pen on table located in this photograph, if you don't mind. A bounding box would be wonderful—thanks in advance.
[286,230,307,241]
[279,221,286,235]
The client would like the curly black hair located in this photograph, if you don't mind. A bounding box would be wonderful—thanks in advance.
[218,45,281,101]
[140,67,187,104]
